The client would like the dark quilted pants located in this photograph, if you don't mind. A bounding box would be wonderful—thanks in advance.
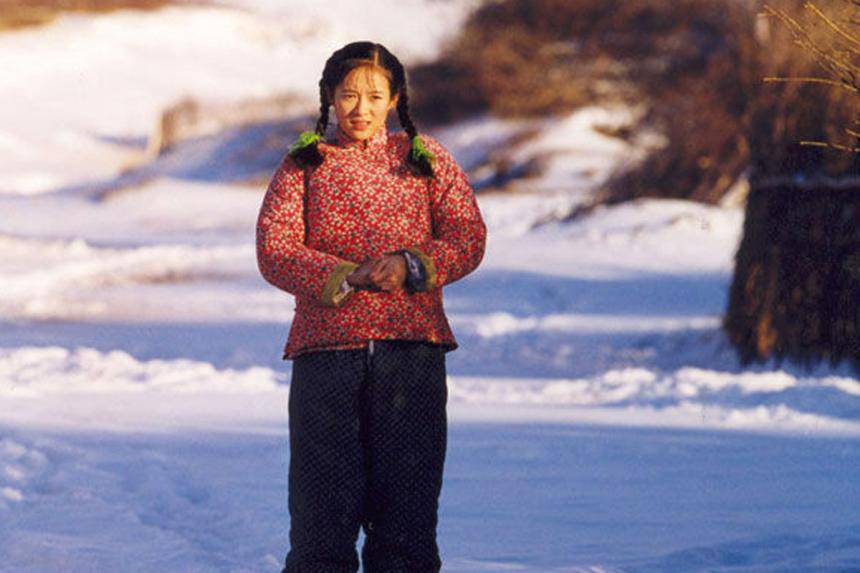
[281,339,448,573]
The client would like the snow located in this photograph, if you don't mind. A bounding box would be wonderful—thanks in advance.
[0,0,479,195]
[1,1,858,571]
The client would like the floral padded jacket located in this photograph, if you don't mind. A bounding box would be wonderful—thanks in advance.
[255,125,487,360]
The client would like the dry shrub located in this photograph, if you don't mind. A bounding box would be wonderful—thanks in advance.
[0,0,192,31]
[409,0,631,122]
[452,23,599,117]
[407,60,489,125]
[413,0,860,207]
[411,0,763,205]
[411,0,754,122]
[587,0,763,206]
[589,0,860,209]
[747,0,860,179]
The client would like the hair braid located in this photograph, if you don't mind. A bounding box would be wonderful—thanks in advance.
[315,81,330,137]
[288,83,329,168]
[397,84,435,178]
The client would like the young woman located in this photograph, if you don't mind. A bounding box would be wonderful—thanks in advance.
[255,41,487,573]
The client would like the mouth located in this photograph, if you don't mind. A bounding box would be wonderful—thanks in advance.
[350,121,370,129]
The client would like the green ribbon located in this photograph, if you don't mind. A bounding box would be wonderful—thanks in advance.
[410,135,436,166]
[289,131,321,154]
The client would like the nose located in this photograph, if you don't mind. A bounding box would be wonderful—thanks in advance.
[355,96,371,115]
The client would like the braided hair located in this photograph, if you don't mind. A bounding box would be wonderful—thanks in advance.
[288,41,436,178]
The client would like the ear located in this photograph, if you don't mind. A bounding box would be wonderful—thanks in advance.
[388,92,399,112]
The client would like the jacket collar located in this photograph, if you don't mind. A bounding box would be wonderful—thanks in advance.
[334,123,389,151]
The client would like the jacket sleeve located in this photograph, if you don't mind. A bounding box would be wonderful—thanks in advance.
[403,135,487,291]
[255,155,358,307]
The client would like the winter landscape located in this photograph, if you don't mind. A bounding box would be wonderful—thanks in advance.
[1,1,859,571]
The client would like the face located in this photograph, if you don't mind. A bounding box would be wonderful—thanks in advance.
[332,65,399,142]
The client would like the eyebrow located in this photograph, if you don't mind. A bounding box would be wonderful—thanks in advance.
[340,89,386,94]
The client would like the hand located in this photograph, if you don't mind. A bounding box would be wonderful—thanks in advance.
[346,259,379,291]
[369,254,407,292]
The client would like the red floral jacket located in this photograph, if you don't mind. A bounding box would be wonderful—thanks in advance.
[255,125,487,360]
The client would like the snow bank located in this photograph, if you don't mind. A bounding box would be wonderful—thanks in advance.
[2,346,857,437]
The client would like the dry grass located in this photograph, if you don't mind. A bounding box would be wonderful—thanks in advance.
[0,0,204,31]
[571,0,860,207]
[577,0,758,206]
[412,0,860,207]
[411,0,766,205]
[407,60,488,125]
[745,0,860,180]
[409,0,634,122]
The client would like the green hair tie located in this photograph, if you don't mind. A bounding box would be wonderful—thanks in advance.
[410,135,436,166]
[289,130,321,154]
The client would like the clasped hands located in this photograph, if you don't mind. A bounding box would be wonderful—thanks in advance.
[346,253,407,293]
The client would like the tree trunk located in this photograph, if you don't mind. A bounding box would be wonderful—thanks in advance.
[724,178,860,372]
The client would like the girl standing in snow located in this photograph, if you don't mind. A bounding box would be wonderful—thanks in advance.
[256,41,487,572]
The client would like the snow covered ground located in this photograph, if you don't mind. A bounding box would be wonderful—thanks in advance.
[1,1,859,572]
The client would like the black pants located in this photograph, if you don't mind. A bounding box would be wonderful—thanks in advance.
[282,339,448,573]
